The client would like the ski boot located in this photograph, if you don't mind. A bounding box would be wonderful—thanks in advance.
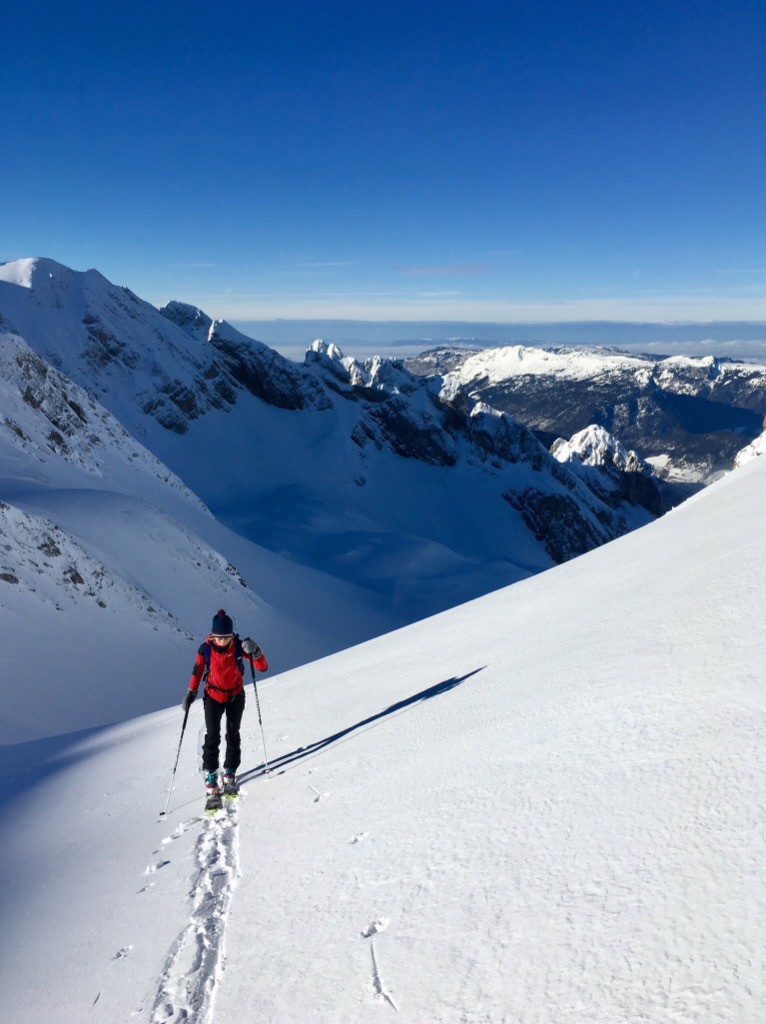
[223,771,239,798]
[204,771,222,813]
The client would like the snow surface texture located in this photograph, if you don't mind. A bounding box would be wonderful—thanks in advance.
[1,455,763,1023]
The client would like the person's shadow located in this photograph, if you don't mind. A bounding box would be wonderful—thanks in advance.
[241,667,485,781]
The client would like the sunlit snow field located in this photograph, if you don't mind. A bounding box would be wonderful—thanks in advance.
[1,454,763,1023]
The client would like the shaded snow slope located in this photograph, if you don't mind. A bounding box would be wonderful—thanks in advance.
[1,455,763,1023]
[0,330,207,512]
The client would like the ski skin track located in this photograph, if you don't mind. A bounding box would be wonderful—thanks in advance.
[151,790,243,1023]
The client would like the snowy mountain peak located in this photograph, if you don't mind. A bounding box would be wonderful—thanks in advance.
[0,257,120,312]
[0,256,89,289]
[309,337,344,361]
[0,257,335,434]
[551,423,648,475]
[0,257,40,288]
[159,300,215,344]
[306,338,413,396]
[550,423,662,515]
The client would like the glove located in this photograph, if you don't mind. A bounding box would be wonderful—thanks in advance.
[182,690,196,712]
[242,637,263,659]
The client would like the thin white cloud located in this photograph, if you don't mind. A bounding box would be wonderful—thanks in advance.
[717,267,766,276]
[293,261,361,268]
[397,262,494,277]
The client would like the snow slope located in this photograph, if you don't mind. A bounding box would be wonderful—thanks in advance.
[1,455,763,1023]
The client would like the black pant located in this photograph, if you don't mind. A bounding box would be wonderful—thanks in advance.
[202,690,245,773]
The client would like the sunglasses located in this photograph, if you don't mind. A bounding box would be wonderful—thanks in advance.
[211,634,233,644]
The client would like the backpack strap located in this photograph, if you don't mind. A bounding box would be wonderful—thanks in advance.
[200,642,212,681]
[200,637,245,691]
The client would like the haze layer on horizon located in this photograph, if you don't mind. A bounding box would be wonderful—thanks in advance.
[234,319,766,364]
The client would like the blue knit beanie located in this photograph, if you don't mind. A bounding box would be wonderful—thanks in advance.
[211,609,234,636]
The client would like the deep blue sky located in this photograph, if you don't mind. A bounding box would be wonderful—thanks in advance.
[3,1,765,323]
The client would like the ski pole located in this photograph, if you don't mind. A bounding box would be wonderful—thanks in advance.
[249,660,271,776]
[160,705,190,816]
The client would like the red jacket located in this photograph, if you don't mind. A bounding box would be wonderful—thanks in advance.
[189,635,268,703]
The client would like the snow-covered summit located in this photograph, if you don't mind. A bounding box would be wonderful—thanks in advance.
[306,338,413,394]
[552,424,662,516]
[552,423,650,475]
[451,342,655,383]
[159,300,216,344]
[0,256,40,288]
[0,258,330,438]
[308,337,344,361]
[435,342,756,387]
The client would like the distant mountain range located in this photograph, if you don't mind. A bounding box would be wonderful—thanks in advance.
[408,345,766,484]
